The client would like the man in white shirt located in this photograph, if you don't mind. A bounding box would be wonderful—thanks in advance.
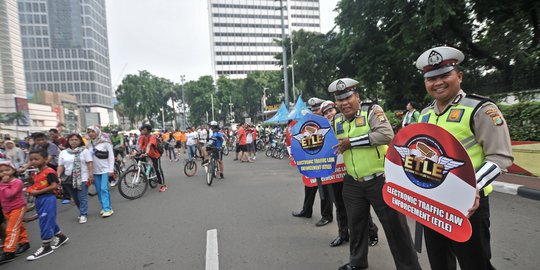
[185,127,198,161]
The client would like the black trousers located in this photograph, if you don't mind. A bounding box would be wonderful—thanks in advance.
[424,196,494,270]
[342,174,420,270]
[331,181,379,239]
[302,185,333,220]
[150,157,165,185]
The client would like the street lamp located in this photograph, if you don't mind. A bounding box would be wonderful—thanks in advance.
[180,75,186,129]
[275,0,290,109]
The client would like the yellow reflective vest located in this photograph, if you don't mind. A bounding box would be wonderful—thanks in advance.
[419,95,493,196]
[333,108,387,179]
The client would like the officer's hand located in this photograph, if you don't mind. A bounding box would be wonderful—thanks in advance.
[333,138,351,155]
[467,190,481,218]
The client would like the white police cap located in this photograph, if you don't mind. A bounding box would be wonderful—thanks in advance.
[415,46,464,78]
[307,97,325,112]
[320,100,336,114]
[328,78,359,100]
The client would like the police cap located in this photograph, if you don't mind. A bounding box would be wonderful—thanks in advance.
[307,97,325,112]
[415,46,464,78]
[328,78,359,100]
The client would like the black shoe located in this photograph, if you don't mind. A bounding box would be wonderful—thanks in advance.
[338,263,368,270]
[15,242,30,255]
[0,252,15,265]
[368,235,379,247]
[220,173,224,179]
[329,236,349,247]
[26,245,54,261]
[291,210,312,218]
[315,218,332,227]
[51,234,69,250]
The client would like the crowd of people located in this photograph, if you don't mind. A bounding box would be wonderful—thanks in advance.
[0,46,514,269]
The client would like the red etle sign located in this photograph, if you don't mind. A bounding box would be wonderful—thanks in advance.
[383,123,476,242]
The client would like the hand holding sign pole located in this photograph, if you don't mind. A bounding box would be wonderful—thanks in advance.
[383,123,476,243]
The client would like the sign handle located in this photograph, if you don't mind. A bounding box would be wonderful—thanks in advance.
[414,221,423,253]
[316,177,325,200]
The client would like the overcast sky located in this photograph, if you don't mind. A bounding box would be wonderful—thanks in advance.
[105,0,339,88]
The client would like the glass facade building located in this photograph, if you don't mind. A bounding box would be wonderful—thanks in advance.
[17,0,113,108]
[208,0,321,79]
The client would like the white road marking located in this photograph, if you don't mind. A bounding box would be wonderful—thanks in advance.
[206,229,219,270]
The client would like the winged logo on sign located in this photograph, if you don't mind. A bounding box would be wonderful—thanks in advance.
[293,127,330,142]
[394,143,464,177]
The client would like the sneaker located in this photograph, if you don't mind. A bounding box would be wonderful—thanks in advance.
[61,199,70,205]
[0,252,15,264]
[79,216,87,224]
[202,160,209,166]
[159,185,167,192]
[110,179,118,187]
[51,235,69,250]
[100,210,105,215]
[15,242,30,255]
[102,210,114,218]
[26,245,54,261]
[368,235,379,247]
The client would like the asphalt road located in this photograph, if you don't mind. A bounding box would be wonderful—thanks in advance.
[9,152,540,270]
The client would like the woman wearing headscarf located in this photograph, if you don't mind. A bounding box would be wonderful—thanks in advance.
[57,133,94,223]
[86,126,115,217]
[3,140,25,169]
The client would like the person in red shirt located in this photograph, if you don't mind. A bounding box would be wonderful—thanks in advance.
[237,123,251,162]
[138,124,166,192]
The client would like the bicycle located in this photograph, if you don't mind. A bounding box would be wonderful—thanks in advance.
[204,146,221,186]
[118,154,160,200]
[183,154,204,177]
[21,168,39,222]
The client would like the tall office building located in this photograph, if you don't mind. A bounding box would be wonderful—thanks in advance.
[208,0,321,79]
[1,0,26,99]
[17,0,114,126]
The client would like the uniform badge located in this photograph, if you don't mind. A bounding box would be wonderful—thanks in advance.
[355,116,366,127]
[336,122,344,134]
[447,109,464,123]
[485,109,504,126]
[374,110,387,123]
[421,114,431,123]
[428,50,443,66]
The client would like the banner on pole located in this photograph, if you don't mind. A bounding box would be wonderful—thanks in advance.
[383,123,476,242]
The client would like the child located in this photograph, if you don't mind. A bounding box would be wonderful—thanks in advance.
[25,149,69,261]
[0,160,30,264]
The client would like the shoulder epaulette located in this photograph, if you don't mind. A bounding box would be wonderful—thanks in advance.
[461,93,491,109]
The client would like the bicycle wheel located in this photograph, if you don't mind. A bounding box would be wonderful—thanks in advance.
[184,160,198,177]
[148,169,158,189]
[206,159,215,186]
[222,147,229,156]
[272,148,279,158]
[118,168,148,200]
[266,148,273,157]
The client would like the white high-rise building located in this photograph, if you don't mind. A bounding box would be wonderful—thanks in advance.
[208,0,321,79]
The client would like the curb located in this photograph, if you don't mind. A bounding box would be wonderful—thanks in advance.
[492,181,540,201]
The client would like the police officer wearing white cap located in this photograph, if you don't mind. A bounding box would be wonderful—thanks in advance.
[292,97,334,227]
[416,46,513,270]
[329,78,420,270]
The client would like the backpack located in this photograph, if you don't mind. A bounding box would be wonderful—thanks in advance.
[156,137,165,155]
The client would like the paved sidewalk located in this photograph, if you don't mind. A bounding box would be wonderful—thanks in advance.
[494,173,540,201]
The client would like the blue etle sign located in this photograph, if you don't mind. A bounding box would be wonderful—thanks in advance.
[290,113,338,178]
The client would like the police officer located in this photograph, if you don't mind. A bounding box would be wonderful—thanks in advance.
[329,79,420,270]
[320,101,380,248]
[415,46,513,270]
[292,97,334,227]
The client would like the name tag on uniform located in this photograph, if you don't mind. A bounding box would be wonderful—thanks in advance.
[447,109,464,123]
[355,116,366,127]
[336,122,344,134]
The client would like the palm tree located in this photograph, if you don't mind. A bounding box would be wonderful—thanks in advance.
[0,112,28,138]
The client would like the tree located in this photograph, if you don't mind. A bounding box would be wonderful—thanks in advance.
[115,70,176,126]
[184,76,215,125]
[332,0,540,109]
